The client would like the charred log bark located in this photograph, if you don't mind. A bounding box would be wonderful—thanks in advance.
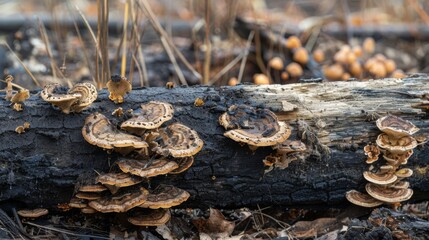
[1,76,429,209]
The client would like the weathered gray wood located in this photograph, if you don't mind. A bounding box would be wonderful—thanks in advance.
[0,75,429,209]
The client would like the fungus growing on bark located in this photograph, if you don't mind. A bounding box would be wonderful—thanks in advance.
[268,57,284,70]
[112,107,124,117]
[128,209,171,226]
[75,192,102,200]
[69,197,87,209]
[81,207,97,214]
[10,89,30,111]
[170,157,194,174]
[82,113,148,155]
[79,184,108,193]
[41,82,97,113]
[41,83,79,114]
[88,187,149,213]
[347,115,419,208]
[376,115,419,137]
[96,172,143,194]
[363,171,397,185]
[121,101,174,133]
[107,75,132,103]
[345,190,383,208]
[153,123,204,158]
[117,158,178,178]
[253,74,270,85]
[286,62,303,78]
[194,98,205,107]
[17,208,49,218]
[139,184,190,209]
[15,125,25,134]
[219,105,291,147]
[365,183,413,203]
[364,144,380,164]
[165,81,175,89]
[293,47,309,65]
[67,82,98,112]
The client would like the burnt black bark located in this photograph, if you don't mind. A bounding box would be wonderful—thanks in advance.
[1,76,429,210]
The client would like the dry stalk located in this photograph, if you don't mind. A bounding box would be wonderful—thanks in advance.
[3,42,40,87]
[121,0,130,77]
[203,0,211,85]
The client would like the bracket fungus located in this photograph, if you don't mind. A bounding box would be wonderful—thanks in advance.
[41,82,97,114]
[117,158,178,178]
[17,208,49,218]
[107,75,132,104]
[219,105,291,147]
[88,187,149,213]
[82,113,148,155]
[139,184,190,209]
[10,89,30,112]
[96,172,143,194]
[128,209,171,226]
[153,123,204,158]
[345,190,383,208]
[347,115,420,208]
[121,101,174,134]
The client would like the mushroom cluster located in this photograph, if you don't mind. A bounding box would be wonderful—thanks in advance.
[2,75,30,111]
[317,37,406,81]
[219,105,307,170]
[71,101,203,226]
[41,82,97,114]
[346,115,419,207]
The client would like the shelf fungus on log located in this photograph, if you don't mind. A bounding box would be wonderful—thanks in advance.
[96,172,143,194]
[17,208,49,218]
[40,82,97,114]
[153,123,204,158]
[82,113,148,155]
[219,105,291,148]
[121,101,174,134]
[128,209,171,226]
[347,115,421,208]
[139,184,190,209]
[88,187,149,213]
[117,158,179,178]
[107,75,132,104]
[345,190,383,208]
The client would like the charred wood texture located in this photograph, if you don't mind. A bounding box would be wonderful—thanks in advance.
[1,76,429,210]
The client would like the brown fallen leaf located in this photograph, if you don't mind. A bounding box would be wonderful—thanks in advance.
[192,208,235,238]
[291,217,341,239]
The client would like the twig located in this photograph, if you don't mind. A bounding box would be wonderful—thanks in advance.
[11,208,24,231]
[121,0,129,77]
[130,0,149,86]
[138,0,201,81]
[208,52,244,85]
[2,42,40,87]
[237,31,255,83]
[203,0,211,85]
[160,36,187,85]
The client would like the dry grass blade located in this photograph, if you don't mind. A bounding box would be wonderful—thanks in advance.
[130,0,148,86]
[208,52,243,85]
[238,31,255,83]
[138,0,201,81]
[160,36,187,85]
[121,1,130,77]
[2,42,40,87]
[203,0,211,85]
[24,222,109,239]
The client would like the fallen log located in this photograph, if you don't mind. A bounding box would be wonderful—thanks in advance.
[1,75,429,210]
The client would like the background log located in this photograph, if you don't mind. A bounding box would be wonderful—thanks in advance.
[1,75,429,210]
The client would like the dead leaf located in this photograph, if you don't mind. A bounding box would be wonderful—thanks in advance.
[193,208,235,238]
[291,217,340,239]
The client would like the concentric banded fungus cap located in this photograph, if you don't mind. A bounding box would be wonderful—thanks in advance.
[82,113,148,155]
[139,185,190,209]
[383,150,413,165]
[69,197,87,208]
[170,157,194,174]
[376,133,417,154]
[153,123,204,158]
[395,168,413,178]
[363,171,397,185]
[117,158,178,177]
[75,192,102,200]
[121,101,174,133]
[17,208,49,218]
[79,184,108,193]
[107,75,132,103]
[390,181,410,189]
[345,190,383,207]
[365,183,413,203]
[68,82,97,112]
[380,165,394,173]
[376,115,419,137]
[96,172,143,188]
[219,105,291,147]
[41,83,80,114]
[81,207,97,214]
[128,209,171,226]
[88,187,149,213]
